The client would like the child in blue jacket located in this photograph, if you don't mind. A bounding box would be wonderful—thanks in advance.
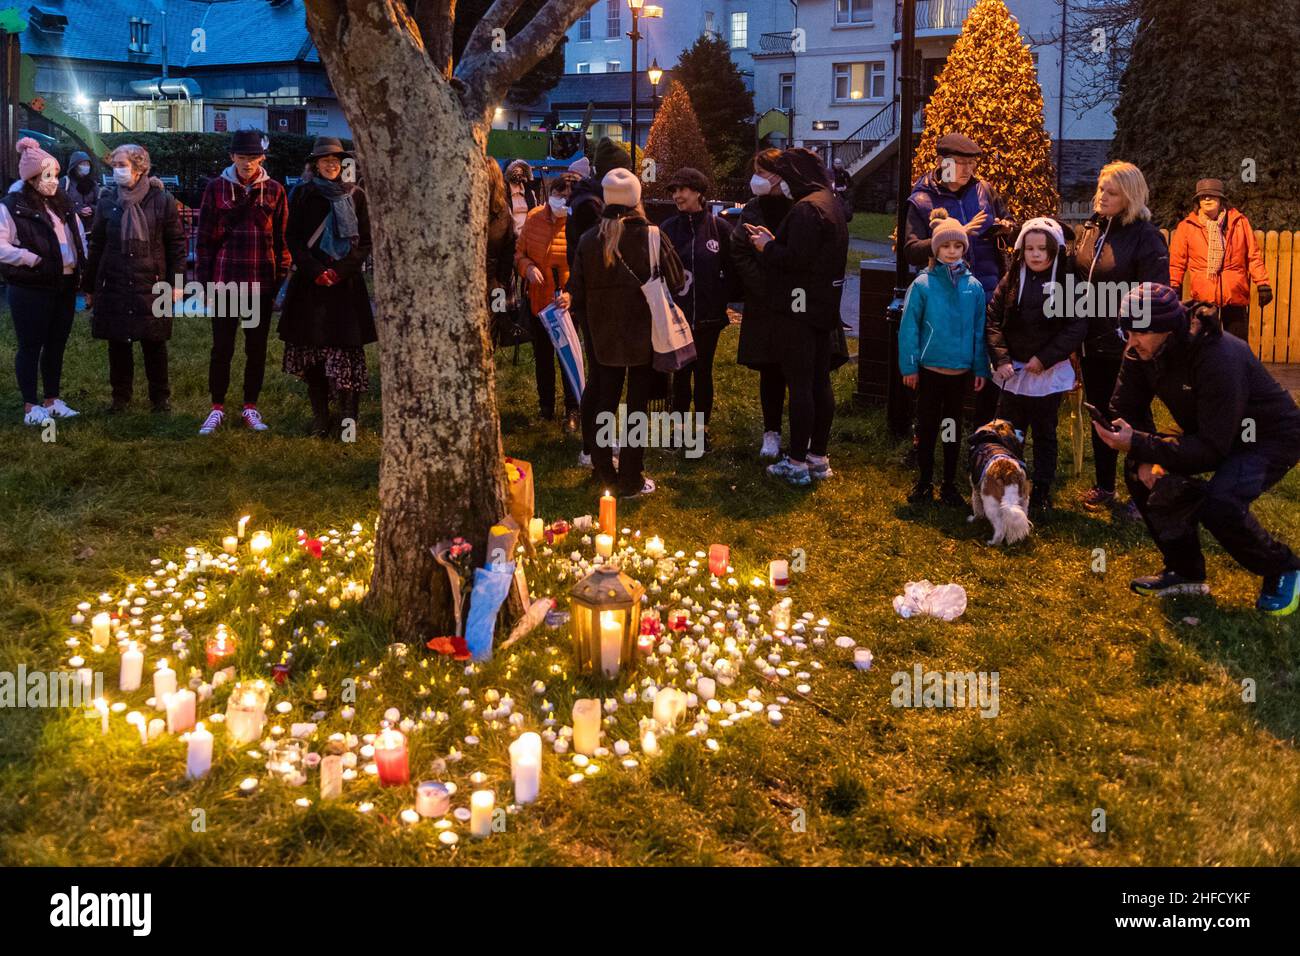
[899,208,989,505]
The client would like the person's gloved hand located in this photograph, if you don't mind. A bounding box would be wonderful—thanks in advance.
[1258,284,1273,307]
[315,268,339,287]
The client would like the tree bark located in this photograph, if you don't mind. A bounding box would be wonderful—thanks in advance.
[304,0,594,640]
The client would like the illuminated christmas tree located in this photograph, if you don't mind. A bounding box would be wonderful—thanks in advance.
[643,80,714,200]
[912,0,1059,221]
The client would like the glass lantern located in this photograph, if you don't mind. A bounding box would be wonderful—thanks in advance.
[569,566,645,677]
[224,679,270,746]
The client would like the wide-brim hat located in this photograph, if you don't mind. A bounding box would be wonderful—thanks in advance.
[1193,177,1226,201]
[308,136,352,160]
[230,129,269,156]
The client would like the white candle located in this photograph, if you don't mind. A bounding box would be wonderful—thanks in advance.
[237,515,251,540]
[696,677,716,701]
[91,612,112,649]
[166,688,196,734]
[594,533,613,558]
[599,610,622,678]
[641,724,660,755]
[320,754,343,800]
[222,536,239,555]
[119,642,143,692]
[94,698,108,735]
[653,688,687,729]
[148,717,165,740]
[645,536,665,559]
[528,517,545,544]
[769,559,790,590]
[249,531,272,556]
[509,732,542,805]
[152,660,176,710]
[470,789,495,838]
[225,681,269,745]
[415,780,450,817]
[186,722,213,778]
[126,711,147,745]
[572,698,600,756]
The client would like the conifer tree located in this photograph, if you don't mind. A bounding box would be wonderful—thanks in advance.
[643,80,714,200]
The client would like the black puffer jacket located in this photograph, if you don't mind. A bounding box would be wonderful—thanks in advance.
[758,148,849,331]
[660,208,733,329]
[732,193,793,368]
[0,184,85,289]
[566,174,603,267]
[1073,214,1169,359]
[1113,310,1300,474]
[84,179,185,341]
[985,251,1087,370]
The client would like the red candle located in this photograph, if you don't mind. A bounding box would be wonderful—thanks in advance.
[374,729,409,786]
[205,625,236,668]
[599,491,617,535]
[708,544,730,577]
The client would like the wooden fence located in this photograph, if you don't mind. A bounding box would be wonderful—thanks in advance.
[1057,202,1297,363]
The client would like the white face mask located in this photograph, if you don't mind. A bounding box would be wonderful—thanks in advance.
[77,163,91,177]
[548,196,568,216]
[749,174,772,197]
[112,166,135,186]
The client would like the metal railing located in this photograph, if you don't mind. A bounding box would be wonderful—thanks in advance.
[820,100,897,170]
[757,31,797,54]
[894,0,976,33]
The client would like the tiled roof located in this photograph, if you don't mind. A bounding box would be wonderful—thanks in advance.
[19,0,319,67]
[545,69,675,108]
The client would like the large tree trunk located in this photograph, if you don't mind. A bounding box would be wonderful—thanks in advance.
[306,0,506,638]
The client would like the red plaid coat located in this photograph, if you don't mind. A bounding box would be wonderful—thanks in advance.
[195,172,291,289]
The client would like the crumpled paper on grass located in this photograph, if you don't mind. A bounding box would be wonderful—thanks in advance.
[892,580,967,622]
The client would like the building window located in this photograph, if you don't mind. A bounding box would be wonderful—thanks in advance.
[835,0,872,25]
[730,12,748,49]
[128,17,151,53]
[606,60,621,72]
[576,62,590,74]
[578,12,590,40]
[779,73,794,111]
[607,0,621,38]
[704,11,715,38]
[833,61,885,101]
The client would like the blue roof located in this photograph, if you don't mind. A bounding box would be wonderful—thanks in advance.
[19,0,319,67]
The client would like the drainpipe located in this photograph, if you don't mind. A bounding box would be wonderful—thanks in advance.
[1056,0,1067,196]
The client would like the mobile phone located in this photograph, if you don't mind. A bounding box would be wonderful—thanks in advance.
[1083,401,1120,432]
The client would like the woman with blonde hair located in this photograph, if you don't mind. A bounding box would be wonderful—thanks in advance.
[1073,160,1169,515]
[567,168,684,498]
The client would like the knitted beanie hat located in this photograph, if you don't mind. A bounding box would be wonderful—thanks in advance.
[1119,282,1187,334]
[602,167,641,208]
[16,137,57,182]
[929,208,969,255]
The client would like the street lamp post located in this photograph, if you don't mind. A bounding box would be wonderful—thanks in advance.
[626,0,662,158]
[648,58,662,123]
[885,0,918,436]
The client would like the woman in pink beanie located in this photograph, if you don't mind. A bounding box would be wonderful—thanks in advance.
[0,137,87,425]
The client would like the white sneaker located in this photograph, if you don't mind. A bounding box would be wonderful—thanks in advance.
[578,451,593,468]
[23,405,50,426]
[46,398,79,418]
[807,453,834,480]
[760,431,781,459]
[199,408,224,435]
[241,406,269,431]
[620,477,656,498]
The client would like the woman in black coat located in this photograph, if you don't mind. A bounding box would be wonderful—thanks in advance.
[84,144,186,413]
[278,137,376,438]
[1073,161,1169,513]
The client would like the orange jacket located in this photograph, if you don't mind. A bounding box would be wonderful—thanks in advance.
[514,205,568,315]
[1169,208,1270,307]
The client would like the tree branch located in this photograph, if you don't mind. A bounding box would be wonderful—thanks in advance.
[461,0,530,62]
[455,0,590,125]
[410,0,457,77]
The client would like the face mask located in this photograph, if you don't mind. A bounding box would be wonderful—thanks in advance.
[548,196,568,216]
[77,163,91,177]
[778,180,793,199]
[749,174,772,197]
[36,178,58,196]
[112,167,135,186]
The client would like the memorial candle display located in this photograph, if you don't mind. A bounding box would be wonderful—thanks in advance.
[470,789,495,838]
[224,680,270,745]
[91,612,112,649]
[185,723,212,779]
[152,659,177,710]
[599,491,617,535]
[600,610,622,677]
[708,544,730,577]
[373,729,409,786]
[594,534,614,558]
[166,688,196,734]
[572,698,600,756]
[509,732,542,805]
[769,559,790,591]
[119,642,143,692]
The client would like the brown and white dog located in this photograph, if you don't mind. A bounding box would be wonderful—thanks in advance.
[967,419,1032,545]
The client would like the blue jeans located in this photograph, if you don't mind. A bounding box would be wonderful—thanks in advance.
[8,280,77,406]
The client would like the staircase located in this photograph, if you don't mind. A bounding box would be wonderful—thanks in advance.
[818,101,926,183]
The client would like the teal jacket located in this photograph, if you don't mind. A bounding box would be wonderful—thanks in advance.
[898,261,989,378]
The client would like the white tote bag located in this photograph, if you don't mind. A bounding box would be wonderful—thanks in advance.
[641,225,697,372]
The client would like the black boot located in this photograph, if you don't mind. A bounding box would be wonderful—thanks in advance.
[337,389,360,441]
[307,380,331,438]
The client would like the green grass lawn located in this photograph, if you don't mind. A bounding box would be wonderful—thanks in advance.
[848,212,896,244]
[1,306,1298,866]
